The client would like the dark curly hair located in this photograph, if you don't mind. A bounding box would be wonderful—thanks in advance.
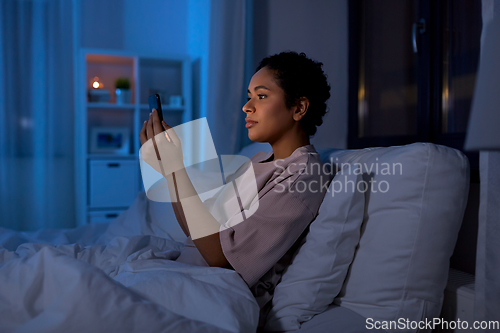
[256,51,331,136]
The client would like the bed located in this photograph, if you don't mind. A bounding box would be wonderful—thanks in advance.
[0,142,469,333]
[0,193,259,332]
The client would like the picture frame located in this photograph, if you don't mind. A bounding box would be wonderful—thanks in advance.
[90,127,130,155]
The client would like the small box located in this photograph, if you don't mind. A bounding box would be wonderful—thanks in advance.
[88,89,111,103]
[169,95,183,107]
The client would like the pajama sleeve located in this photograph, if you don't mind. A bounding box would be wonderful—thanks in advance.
[219,171,316,287]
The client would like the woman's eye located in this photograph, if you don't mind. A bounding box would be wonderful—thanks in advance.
[247,95,266,101]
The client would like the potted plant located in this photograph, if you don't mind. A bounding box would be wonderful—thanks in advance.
[115,77,131,104]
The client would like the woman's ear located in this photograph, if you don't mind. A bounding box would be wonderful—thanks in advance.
[293,97,310,121]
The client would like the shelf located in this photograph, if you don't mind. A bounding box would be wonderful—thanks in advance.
[76,48,192,227]
[86,103,183,111]
[86,53,134,66]
[139,104,184,111]
[87,103,135,109]
[87,154,137,160]
[87,205,131,211]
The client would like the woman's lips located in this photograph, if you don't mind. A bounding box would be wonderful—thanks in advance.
[245,120,258,128]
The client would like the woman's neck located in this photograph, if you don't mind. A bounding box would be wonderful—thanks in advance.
[269,131,310,161]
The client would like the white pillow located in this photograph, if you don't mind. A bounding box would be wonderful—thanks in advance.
[264,164,365,331]
[329,143,469,330]
[147,199,187,242]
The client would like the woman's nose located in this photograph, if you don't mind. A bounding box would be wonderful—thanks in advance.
[242,99,254,113]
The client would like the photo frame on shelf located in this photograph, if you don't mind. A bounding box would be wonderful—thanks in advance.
[90,127,130,155]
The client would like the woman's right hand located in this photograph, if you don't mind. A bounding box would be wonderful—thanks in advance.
[138,109,185,177]
[139,109,165,146]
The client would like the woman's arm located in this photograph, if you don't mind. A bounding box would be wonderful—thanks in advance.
[167,166,230,268]
[139,110,230,268]
[164,173,190,238]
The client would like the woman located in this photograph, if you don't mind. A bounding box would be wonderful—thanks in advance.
[139,51,331,328]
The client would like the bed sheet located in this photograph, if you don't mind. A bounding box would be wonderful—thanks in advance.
[0,192,259,333]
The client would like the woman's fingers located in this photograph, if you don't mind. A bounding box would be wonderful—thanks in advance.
[162,121,172,142]
[139,120,148,145]
[162,120,182,147]
[141,112,179,146]
[146,112,154,140]
[151,109,164,135]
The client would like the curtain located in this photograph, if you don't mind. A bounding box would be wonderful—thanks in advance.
[473,0,500,329]
[475,152,500,328]
[205,0,254,156]
[0,0,75,231]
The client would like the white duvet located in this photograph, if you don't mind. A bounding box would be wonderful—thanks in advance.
[0,192,259,333]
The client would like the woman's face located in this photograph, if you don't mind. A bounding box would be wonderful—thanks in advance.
[243,67,297,144]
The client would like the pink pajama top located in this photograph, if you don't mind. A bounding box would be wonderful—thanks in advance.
[218,144,330,328]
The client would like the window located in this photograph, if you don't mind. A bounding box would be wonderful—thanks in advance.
[348,0,482,181]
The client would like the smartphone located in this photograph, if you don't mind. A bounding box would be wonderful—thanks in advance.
[148,94,164,124]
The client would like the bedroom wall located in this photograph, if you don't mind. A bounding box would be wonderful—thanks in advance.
[80,0,189,54]
[80,0,125,49]
[122,0,188,55]
[253,0,349,149]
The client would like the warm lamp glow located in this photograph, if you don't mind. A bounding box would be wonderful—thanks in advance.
[92,76,102,89]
